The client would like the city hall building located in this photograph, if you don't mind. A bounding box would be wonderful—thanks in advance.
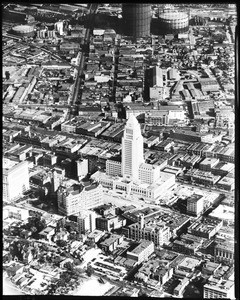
[91,115,175,202]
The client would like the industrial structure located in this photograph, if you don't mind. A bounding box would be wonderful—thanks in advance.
[158,11,189,34]
[11,24,35,37]
[122,3,152,38]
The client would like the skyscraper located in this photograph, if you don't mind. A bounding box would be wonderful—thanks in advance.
[121,115,144,181]
[122,3,152,38]
[92,115,175,201]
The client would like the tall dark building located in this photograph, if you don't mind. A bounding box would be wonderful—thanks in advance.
[122,3,152,38]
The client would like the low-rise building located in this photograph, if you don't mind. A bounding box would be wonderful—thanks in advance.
[126,239,154,264]
[3,205,29,221]
[87,229,105,243]
[184,169,221,186]
[177,257,201,274]
[216,175,235,191]
[214,240,234,264]
[172,233,213,256]
[100,234,124,252]
[38,226,56,243]
[188,216,223,239]
[96,214,126,232]
[204,278,234,299]
[135,257,173,285]
[211,161,234,177]
[202,261,222,276]
[173,277,189,297]
[199,157,220,172]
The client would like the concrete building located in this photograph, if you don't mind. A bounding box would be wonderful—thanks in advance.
[57,181,103,216]
[124,220,171,247]
[216,175,235,191]
[188,217,223,239]
[100,234,124,252]
[106,157,122,177]
[199,157,220,172]
[186,194,204,216]
[173,277,190,297]
[214,241,234,263]
[87,229,105,243]
[52,167,65,192]
[126,239,154,264]
[138,163,161,185]
[77,209,97,234]
[96,215,126,232]
[93,115,175,201]
[77,158,88,181]
[122,115,144,182]
[3,158,29,202]
[55,21,64,35]
[3,205,29,221]
[204,278,234,299]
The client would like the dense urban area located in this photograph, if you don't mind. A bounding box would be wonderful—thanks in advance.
[2,2,237,298]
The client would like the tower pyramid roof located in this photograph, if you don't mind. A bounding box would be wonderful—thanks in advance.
[127,115,139,127]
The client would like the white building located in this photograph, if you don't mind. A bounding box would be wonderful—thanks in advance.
[77,158,88,181]
[204,278,234,299]
[57,181,103,216]
[186,194,204,216]
[97,115,175,201]
[77,209,97,234]
[55,21,64,35]
[3,205,29,221]
[126,221,170,247]
[52,167,65,192]
[3,158,29,202]
[121,115,144,182]
[138,163,161,185]
[126,239,154,264]
[106,158,122,177]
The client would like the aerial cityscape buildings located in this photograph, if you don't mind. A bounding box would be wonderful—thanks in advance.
[2,2,237,298]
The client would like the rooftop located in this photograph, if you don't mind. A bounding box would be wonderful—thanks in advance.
[129,240,153,255]
[179,256,200,270]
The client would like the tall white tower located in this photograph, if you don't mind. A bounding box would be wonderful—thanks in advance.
[122,115,144,181]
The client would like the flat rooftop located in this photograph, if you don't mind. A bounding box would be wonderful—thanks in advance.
[129,240,153,255]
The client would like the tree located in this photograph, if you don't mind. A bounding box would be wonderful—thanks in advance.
[5,71,10,80]
[56,240,67,248]
[86,265,94,277]
[64,261,74,271]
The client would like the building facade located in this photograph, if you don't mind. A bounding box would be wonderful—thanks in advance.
[77,209,97,234]
[121,115,144,182]
[93,115,175,201]
[124,221,171,247]
[126,239,154,263]
[57,182,103,216]
[186,194,204,216]
[77,158,88,181]
[3,158,30,202]
[204,279,234,299]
